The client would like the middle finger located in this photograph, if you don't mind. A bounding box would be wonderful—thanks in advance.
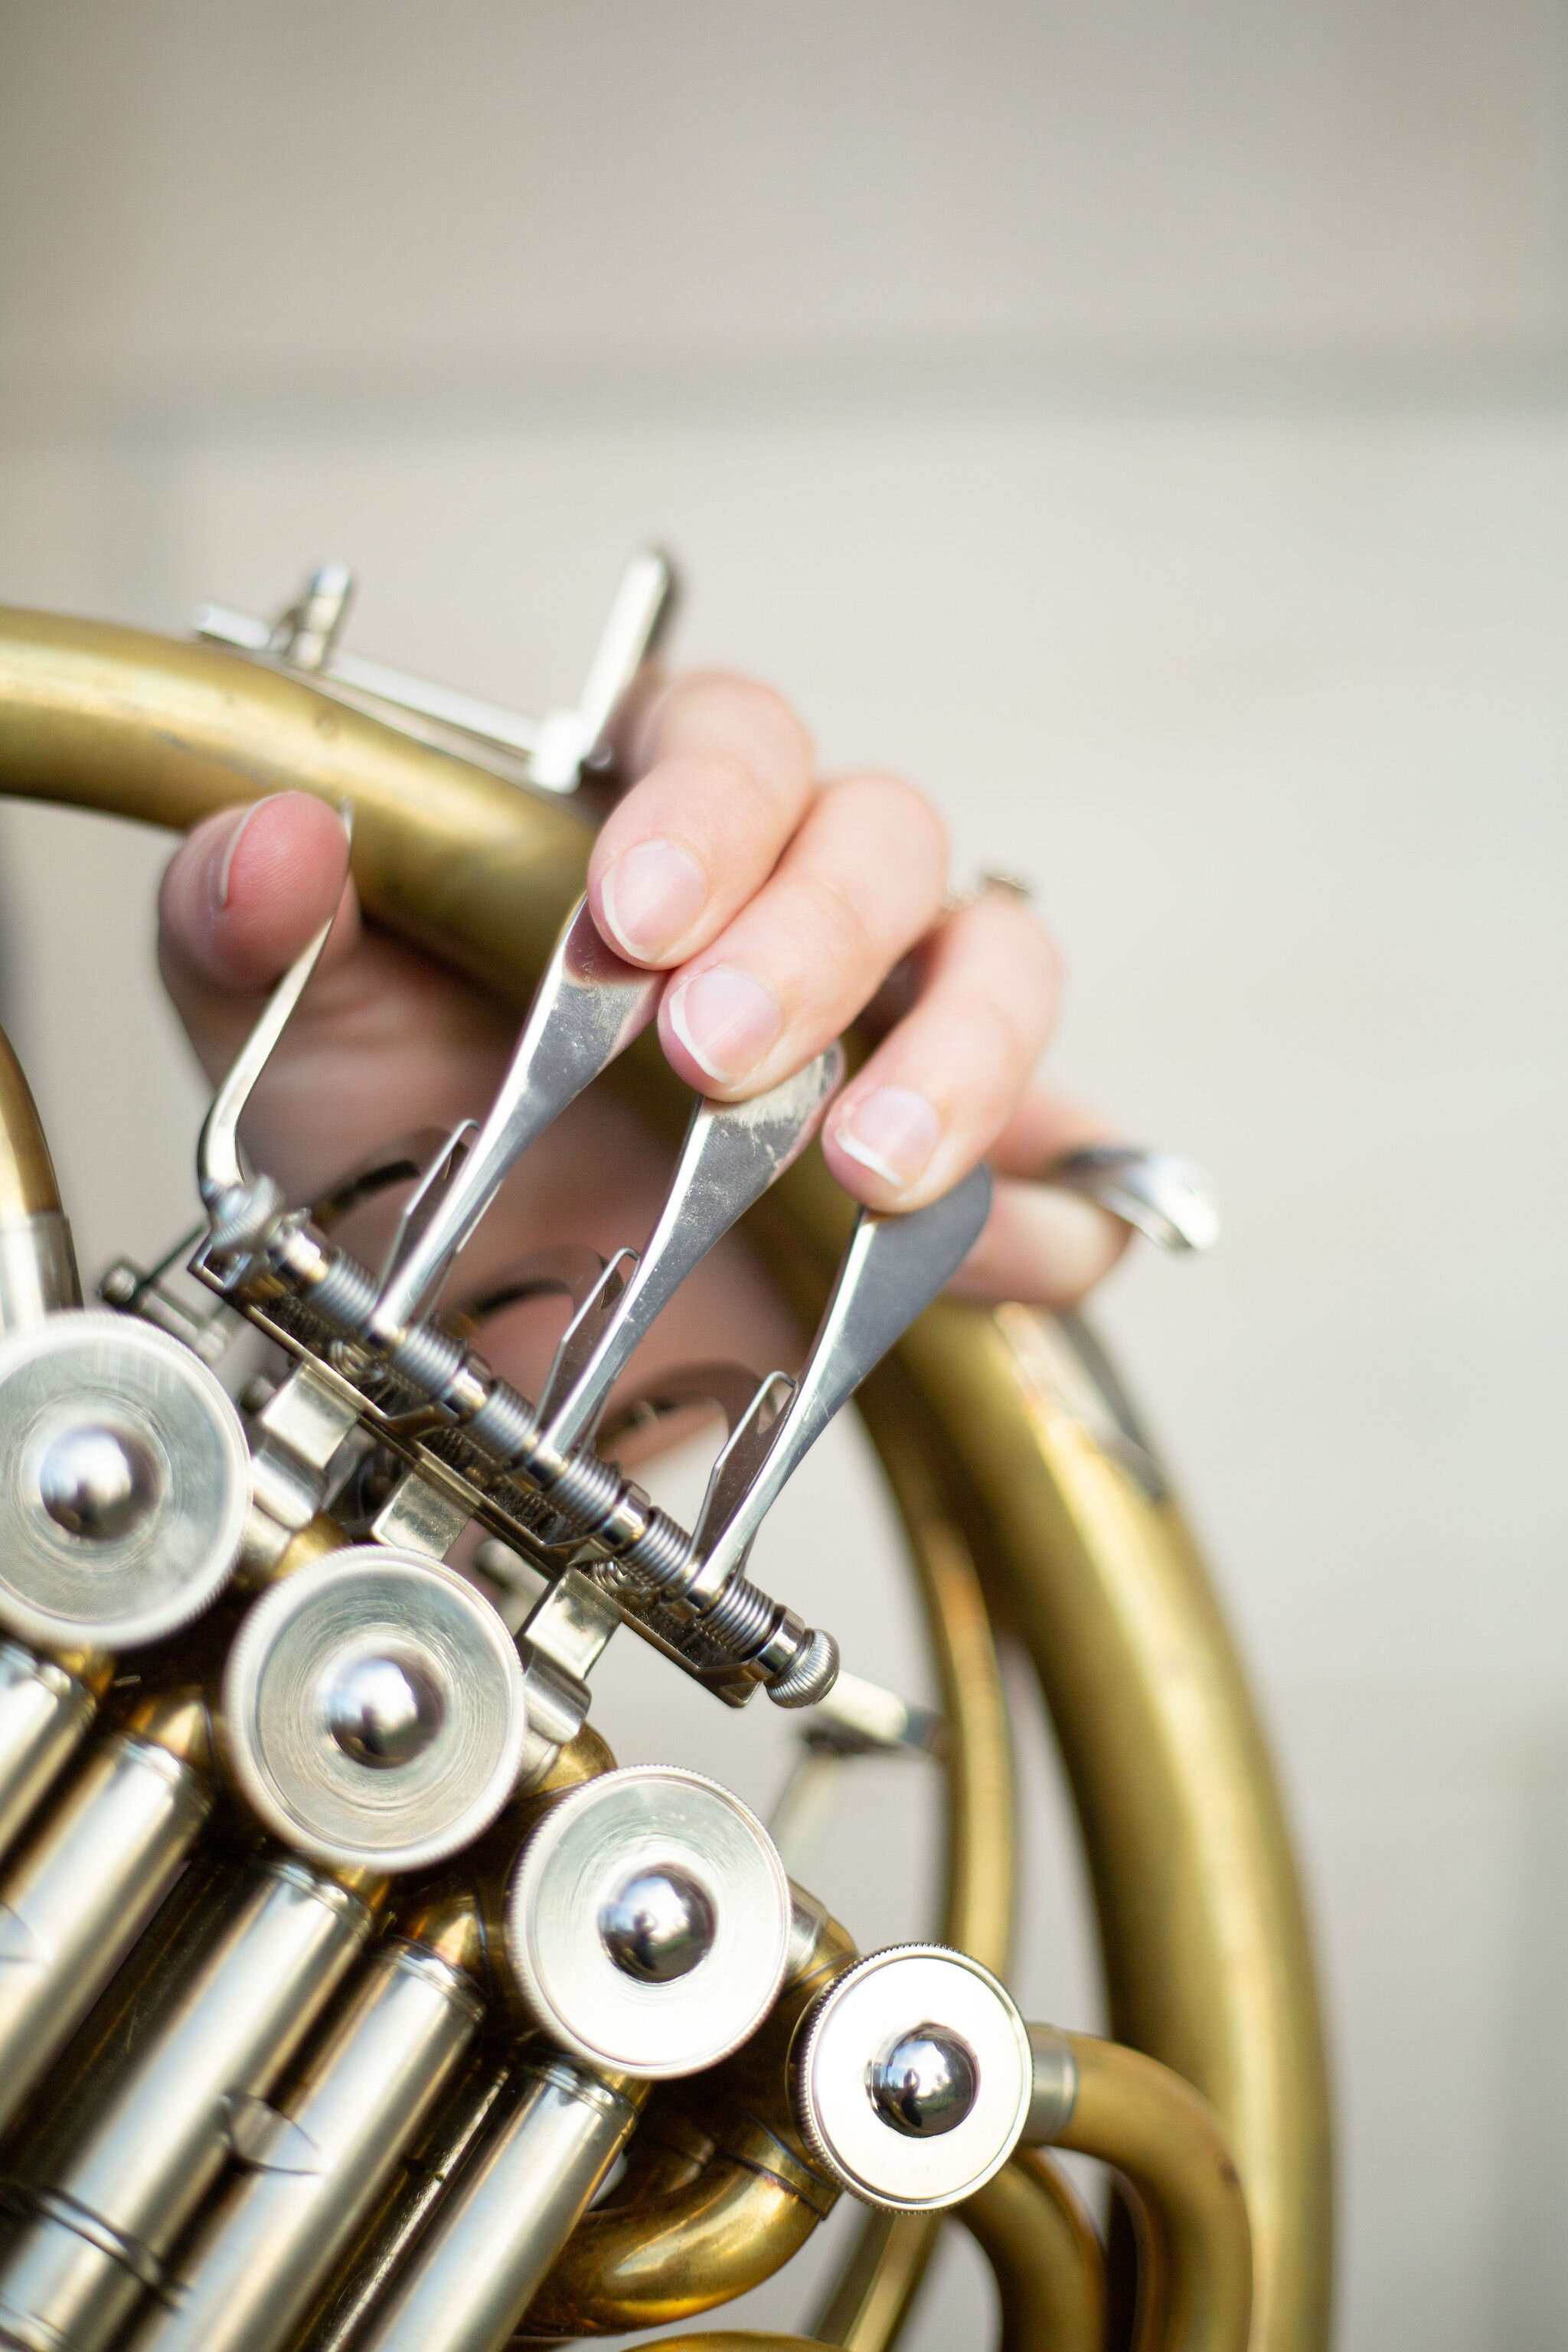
[658,772,948,1097]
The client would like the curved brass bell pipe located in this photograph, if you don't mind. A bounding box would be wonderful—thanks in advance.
[1047,2032,1254,2352]
[0,609,1332,2352]
[960,2150,1107,2352]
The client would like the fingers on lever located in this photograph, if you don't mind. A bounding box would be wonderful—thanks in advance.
[691,1162,992,1596]
[370,898,662,1340]
[538,1044,846,1453]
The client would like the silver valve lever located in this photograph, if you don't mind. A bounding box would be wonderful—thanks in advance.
[689,1162,993,1605]
[370,899,661,1343]
[536,1046,845,1455]
[198,805,352,1245]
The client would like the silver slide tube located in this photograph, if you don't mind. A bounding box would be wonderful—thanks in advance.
[0,1858,374,2352]
[356,2055,642,2352]
[0,1715,213,2138]
[0,1642,99,1862]
[126,1938,483,2352]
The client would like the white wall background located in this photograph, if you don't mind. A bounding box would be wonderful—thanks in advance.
[2,5,1566,2345]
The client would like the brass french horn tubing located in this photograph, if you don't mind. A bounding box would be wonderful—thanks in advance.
[0,608,1332,2350]
[959,2148,1108,2352]
[1054,2034,1253,2352]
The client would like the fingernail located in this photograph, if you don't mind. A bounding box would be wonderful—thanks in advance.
[668,965,782,1082]
[834,1086,943,1190]
[599,838,707,961]
[211,796,281,914]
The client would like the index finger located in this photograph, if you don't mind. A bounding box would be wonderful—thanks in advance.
[587,671,816,969]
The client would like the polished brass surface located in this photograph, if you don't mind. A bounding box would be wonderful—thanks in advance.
[961,2150,1107,2352]
[0,606,1333,2351]
[1050,2030,1253,2352]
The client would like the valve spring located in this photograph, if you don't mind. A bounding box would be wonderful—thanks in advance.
[388,1318,468,1397]
[464,1381,538,1462]
[624,1508,696,1589]
[699,1576,779,1658]
[538,1447,624,1531]
[309,1250,379,1330]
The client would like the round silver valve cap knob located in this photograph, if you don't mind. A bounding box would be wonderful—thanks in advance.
[505,1765,791,2077]
[0,1311,250,1650]
[793,1945,1033,2210]
[222,1545,528,1872]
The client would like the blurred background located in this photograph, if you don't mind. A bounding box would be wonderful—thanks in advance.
[1,5,1565,2344]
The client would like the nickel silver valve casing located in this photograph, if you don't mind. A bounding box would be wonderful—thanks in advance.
[504,1763,792,2078]
[0,1312,250,1652]
[220,1545,528,1873]
[792,1944,1034,2211]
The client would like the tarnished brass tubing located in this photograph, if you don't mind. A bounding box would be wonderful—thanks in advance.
[519,1890,852,2340]
[0,1643,108,1865]
[960,2151,1107,2352]
[1027,2030,1253,2352]
[0,609,1332,2352]
[0,1857,383,2352]
[0,1689,214,2141]
[354,2055,648,2352]
[0,1022,80,1334]
[126,1893,487,2352]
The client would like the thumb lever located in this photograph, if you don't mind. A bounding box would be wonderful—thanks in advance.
[538,1046,844,1455]
[369,899,661,1341]
[690,1162,992,1602]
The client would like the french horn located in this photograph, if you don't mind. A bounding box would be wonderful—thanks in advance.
[0,556,1331,2352]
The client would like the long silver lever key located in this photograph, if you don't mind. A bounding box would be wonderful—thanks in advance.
[537,1045,844,1455]
[370,900,661,1343]
[688,1163,993,1607]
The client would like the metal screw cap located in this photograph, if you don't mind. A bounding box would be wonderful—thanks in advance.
[793,1945,1031,2210]
[0,1311,250,1650]
[323,1648,446,1769]
[222,1545,528,1872]
[38,1422,158,1541]
[868,2024,979,2138]
[506,1765,790,2077]
[599,1865,717,1984]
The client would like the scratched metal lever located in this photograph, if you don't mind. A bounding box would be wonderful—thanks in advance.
[537,1045,845,1455]
[688,1162,993,1604]
[369,900,662,1341]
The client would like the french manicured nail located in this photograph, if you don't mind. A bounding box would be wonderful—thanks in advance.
[599,839,707,962]
[834,1086,942,1190]
[211,798,281,914]
[668,965,782,1083]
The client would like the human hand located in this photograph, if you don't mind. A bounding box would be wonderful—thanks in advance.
[157,669,1125,1398]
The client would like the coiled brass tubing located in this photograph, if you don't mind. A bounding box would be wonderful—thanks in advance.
[0,608,1331,2352]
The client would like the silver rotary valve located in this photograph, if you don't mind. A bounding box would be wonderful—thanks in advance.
[221,1545,528,1871]
[504,1763,792,2076]
[0,1310,250,1651]
[792,1944,1034,2210]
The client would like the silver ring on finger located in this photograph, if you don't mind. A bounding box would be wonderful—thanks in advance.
[1042,1145,1220,1254]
